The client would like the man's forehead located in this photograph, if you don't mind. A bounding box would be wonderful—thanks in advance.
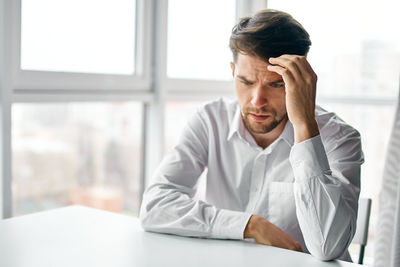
[236,53,270,67]
[235,53,281,80]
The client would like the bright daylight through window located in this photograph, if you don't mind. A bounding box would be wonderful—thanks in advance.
[12,103,143,216]
[21,0,136,74]
[167,0,236,80]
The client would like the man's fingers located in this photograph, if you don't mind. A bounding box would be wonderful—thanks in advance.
[279,240,302,252]
[266,65,295,90]
[288,243,303,252]
[272,54,308,71]
[285,236,303,252]
[295,242,303,252]
[248,216,303,253]
[269,55,316,84]
[276,229,303,252]
[268,56,305,82]
[286,54,316,77]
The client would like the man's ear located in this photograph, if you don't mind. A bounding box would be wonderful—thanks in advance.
[230,62,235,77]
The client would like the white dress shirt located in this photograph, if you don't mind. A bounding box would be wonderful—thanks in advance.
[140,98,364,261]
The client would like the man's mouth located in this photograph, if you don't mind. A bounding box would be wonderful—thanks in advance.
[249,113,270,121]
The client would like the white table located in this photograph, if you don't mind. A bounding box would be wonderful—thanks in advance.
[0,206,361,267]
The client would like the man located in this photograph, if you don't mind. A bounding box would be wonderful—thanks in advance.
[140,9,363,262]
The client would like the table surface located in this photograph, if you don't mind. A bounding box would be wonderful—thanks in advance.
[0,206,361,267]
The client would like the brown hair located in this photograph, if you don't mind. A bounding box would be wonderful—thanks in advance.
[229,9,311,62]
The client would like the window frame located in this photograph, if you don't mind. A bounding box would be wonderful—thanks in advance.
[11,0,152,92]
[160,0,269,95]
[0,0,156,218]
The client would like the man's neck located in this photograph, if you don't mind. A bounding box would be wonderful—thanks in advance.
[249,117,288,149]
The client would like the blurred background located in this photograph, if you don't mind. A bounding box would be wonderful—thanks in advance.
[1,0,399,265]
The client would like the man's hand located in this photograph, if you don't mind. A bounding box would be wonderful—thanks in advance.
[244,215,303,252]
[267,55,319,144]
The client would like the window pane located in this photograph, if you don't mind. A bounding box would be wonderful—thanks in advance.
[268,0,400,97]
[12,102,142,216]
[320,103,396,264]
[167,0,236,80]
[165,102,203,153]
[21,0,136,75]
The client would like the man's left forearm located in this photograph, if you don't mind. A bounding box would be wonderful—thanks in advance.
[293,119,320,144]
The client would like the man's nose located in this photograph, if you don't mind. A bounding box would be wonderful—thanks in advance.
[250,86,268,107]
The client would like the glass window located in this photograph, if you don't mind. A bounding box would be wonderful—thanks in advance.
[21,0,136,75]
[167,0,236,80]
[12,102,143,216]
[164,102,204,153]
[268,0,400,98]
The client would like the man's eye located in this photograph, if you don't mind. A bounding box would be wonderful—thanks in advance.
[271,83,284,88]
[240,80,252,85]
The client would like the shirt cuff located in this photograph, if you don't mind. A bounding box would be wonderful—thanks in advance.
[210,209,252,240]
[289,135,330,181]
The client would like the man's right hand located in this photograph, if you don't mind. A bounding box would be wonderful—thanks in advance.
[244,215,303,252]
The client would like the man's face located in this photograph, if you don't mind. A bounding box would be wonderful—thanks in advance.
[231,53,288,134]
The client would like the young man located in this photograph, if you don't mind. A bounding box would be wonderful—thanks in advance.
[140,10,363,262]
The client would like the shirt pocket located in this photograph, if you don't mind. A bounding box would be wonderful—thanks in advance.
[265,181,298,231]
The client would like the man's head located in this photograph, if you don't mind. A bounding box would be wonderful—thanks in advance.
[229,9,311,63]
[229,10,311,135]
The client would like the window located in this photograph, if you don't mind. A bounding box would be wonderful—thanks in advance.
[12,102,143,216]
[164,101,204,153]
[167,0,236,81]
[1,0,147,218]
[3,0,242,218]
[14,0,149,92]
[268,0,400,98]
[21,0,136,75]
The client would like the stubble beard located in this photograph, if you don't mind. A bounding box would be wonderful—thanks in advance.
[242,111,288,134]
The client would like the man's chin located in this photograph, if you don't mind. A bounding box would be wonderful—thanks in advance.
[251,128,273,134]
[247,121,274,134]
[245,115,287,134]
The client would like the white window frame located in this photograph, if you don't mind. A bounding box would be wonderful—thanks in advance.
[1,0,14,219]
[0,0,156,218]
[11,0,152,92]
[160,0,268,96]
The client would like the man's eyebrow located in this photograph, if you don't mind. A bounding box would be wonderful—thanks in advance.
[268,79,284,85]
[237,75,255,83]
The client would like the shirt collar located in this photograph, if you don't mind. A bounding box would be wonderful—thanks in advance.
[227,103,294,147]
